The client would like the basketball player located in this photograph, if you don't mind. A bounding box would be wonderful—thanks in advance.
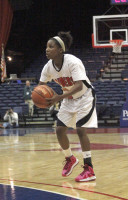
[39,31,97,182]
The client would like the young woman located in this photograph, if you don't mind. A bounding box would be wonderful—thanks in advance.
[39,31,97,182]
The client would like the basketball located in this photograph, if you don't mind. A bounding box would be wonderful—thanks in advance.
[32,85,54,108]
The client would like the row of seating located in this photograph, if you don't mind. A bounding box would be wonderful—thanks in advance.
[0,79,126,122]
[0,46,128,126]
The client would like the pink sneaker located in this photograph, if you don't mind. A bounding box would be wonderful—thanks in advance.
[75,164,96,182]
[62,155,79,177]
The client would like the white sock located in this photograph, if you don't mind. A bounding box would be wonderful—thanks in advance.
[82,151,91,158]
[63,148,72,158]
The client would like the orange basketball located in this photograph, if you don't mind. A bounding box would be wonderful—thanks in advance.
[32,85,54,108]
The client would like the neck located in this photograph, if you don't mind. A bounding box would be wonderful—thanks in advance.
[53,54,64,69]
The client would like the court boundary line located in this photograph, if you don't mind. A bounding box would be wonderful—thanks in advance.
[18,143,128,151]
[0,182,84,200]
[0,178,127,200]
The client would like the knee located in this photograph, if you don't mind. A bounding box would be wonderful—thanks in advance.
[56,126,67,136]
[76,127,86,138]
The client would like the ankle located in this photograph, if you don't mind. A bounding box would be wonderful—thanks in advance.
[63,148,72,158]
[84,158,93,168]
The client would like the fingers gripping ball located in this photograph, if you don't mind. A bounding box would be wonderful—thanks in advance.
[32,85,54,108]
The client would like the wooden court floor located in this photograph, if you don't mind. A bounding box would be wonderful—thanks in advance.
[0,127,128,200]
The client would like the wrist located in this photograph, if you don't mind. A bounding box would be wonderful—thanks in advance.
[60,92,70,99]
[58,95,63,101]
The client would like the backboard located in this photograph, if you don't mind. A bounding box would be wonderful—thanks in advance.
[92,14,128,48]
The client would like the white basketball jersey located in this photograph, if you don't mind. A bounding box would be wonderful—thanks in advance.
[40,54,93,99]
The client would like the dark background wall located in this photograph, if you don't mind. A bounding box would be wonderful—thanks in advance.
[7,0,111,53]
[5,0,124,75]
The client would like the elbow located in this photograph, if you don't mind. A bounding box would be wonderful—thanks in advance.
[74,81,83,92]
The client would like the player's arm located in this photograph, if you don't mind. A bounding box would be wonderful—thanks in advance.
[47,80,83,106]
[60,80,83,99]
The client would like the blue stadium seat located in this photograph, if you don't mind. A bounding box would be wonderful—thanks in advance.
[13,106,23,117]
[8,103,17,107]
[14,100,23,103]
[10,97,19,100]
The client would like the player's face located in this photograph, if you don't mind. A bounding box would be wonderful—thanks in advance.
[46,40,62,60]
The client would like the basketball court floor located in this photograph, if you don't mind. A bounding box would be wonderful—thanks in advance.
[0,127,128,200]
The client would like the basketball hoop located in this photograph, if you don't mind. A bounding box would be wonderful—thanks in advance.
[110,40,123,54]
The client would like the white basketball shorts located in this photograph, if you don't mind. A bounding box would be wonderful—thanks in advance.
[57,92,98,129]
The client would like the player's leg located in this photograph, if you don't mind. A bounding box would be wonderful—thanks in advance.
[77,127,93,167]
[75,127,96,182]
[77,127,91,152]
[56,100,79,177]
[56,120,79,177]
[74,90,97,182]
[56,125,69,149]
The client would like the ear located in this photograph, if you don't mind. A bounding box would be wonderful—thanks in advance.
[59,48,63,54]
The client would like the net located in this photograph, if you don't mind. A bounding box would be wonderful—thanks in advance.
[110,40,123,54]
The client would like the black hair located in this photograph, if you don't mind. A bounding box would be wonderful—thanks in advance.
[51,31,73,52]
[58,31,73,51]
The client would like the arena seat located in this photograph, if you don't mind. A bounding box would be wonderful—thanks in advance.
[13,106,23,116]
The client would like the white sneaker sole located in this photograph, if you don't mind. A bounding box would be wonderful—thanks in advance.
[65,159,79,177]
[77,175,96,182]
